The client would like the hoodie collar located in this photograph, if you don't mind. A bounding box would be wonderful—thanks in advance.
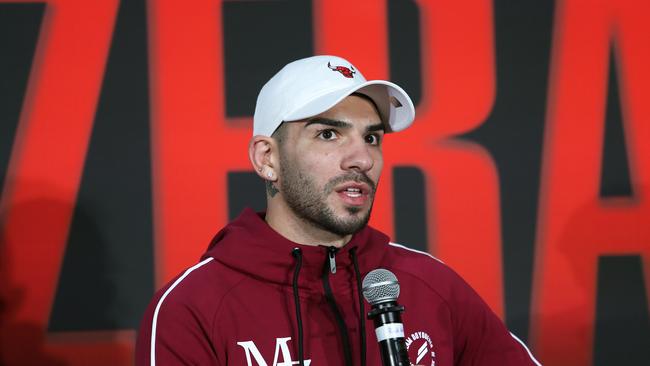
[201,208,388,293]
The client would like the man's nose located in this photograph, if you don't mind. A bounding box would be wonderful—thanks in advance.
[340,138,374,172]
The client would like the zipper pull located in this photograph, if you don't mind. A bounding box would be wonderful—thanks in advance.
[327,247,337,274]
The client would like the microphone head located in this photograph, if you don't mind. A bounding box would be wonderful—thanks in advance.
[362,268,400,305]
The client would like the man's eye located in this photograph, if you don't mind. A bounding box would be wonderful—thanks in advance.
[365,134,381,145]
[318,129,337,140]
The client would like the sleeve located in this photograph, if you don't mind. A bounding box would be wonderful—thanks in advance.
[135,285,222,366]
[451,280,541,366]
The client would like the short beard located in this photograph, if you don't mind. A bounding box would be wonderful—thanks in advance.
[279,155,376,237]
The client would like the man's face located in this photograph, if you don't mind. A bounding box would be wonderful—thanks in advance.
[276,95,384,236]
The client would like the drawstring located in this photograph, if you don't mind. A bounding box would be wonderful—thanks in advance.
[292,246,366,366]
[350,248,367,366]
[291,248,305,366]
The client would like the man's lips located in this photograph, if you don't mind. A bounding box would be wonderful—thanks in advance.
[324,173,376,207]
[325,172,376,194]
[335,183,371,205]
[335,182,370,195]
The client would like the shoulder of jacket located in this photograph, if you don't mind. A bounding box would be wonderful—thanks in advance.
[385,241,445,264]
[151,257,246,317]
[384,241,451,278]
[383,242,477,303]
[383,244,542,366]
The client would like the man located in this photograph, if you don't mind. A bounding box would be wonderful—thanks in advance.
[136,55,541,365]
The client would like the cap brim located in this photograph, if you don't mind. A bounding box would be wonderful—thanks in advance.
[283,80,415,133]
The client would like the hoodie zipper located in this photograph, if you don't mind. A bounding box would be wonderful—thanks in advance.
[321,246,353,366]
[328,246,337,274]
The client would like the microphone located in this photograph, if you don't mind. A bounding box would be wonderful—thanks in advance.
[362,269,411,366]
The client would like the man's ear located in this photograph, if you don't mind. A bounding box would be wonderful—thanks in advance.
[249,135,278,182]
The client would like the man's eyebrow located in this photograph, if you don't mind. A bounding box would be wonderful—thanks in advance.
[304,117,351,129]
[366,123,385,133]
[305,118,385,133]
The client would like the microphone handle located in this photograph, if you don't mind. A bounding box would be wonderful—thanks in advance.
[369,302,411,366]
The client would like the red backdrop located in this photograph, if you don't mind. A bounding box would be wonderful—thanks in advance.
[0,0,648,365]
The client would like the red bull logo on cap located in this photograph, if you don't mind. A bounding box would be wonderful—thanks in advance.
[327,61,356,78]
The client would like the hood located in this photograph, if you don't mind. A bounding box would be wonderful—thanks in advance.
[201,208,389,295]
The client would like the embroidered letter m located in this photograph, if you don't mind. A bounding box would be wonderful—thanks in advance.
[237,337,312,366]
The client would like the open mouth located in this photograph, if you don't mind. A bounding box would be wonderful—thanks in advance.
[342,187,363,198]
[335,183,371,206]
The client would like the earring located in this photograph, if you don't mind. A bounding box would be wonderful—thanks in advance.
[267,171,273,179]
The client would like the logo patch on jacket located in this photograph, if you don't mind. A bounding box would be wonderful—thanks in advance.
[237,337,312,366]
[405,331,436,366]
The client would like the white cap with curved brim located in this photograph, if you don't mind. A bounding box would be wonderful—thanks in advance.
[253,55,416,137]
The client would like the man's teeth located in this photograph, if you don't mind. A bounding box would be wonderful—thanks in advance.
[344,188,362,197]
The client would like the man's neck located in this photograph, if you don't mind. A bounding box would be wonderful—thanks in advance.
[265,204,352,248]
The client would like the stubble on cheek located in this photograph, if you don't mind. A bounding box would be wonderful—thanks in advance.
[277,139,378,235]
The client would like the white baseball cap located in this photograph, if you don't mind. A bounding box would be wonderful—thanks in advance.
[253,55,416,136]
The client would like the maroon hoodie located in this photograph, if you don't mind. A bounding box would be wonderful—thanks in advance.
[136,209,540,365]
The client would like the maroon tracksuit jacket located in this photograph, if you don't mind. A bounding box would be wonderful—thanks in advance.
[136,208,540,365]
